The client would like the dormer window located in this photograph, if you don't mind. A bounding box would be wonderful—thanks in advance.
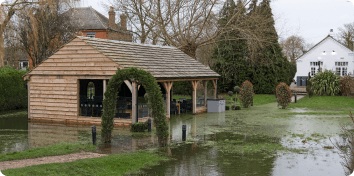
[86,32,96,38]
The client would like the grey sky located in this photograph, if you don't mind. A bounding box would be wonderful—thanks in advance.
[80,0,354,45]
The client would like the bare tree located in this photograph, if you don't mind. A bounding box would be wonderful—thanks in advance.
[337,22,354,51]
[280,35,306,63]
[0,0,80,67]
[17,0,79,67]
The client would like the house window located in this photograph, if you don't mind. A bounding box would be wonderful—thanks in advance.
[311,67,316,76]
[86,32,96,38]
[336,67,341,75]
[19,61,28,70]
[335,62,348,76]
[342,67,347,76]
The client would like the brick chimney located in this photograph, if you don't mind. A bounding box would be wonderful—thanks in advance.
[120,14,127,31]
[108,6,116,29]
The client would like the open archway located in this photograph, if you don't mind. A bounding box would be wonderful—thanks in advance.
[101,67,168,146]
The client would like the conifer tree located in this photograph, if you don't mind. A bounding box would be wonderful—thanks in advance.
[212,0,251,92]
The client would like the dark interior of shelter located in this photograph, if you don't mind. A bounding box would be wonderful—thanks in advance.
[79,80,200,118]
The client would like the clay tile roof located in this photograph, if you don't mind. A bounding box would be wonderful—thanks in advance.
[66,7,109,30]
[79,37,220,79]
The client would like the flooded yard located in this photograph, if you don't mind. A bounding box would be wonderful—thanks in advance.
[1,101,353,175]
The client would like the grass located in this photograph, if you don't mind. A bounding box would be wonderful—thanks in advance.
[172,95,191,100]
[0,109,27,118]
[2,150,169,176]
[288,95,354,110]
[0,142,97,162]
[223,94,277,107]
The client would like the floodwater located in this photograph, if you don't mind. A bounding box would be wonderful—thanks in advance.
[1,103,353,175]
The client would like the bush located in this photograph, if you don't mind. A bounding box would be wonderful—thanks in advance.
[234,86,241,94]
[276,82,292,109]
[228,91,233,96]
[340,75,354,97]
[239,80,254,108]
[306,72,314,98]
[0,66,28,112]
[225,106,230,110]
[130,122,148,132]
[311,70,340,96]
[232,105,241,110]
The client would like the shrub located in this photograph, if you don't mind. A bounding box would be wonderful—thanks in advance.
[311,70,340,96]
[234,106,241,110]
[0,66,28,112]
[239,80,254,108]
[340,75,354,97]
[306,72,314,98]
[228,91,233,96]
[225,106,230,110]
[130,122,148,132]
[234,86,241,94]
[276,82,292,109]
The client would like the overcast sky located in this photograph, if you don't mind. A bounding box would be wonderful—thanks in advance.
[80,0,354,45]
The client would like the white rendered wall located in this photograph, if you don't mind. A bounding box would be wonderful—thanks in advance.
[295,37,354,80]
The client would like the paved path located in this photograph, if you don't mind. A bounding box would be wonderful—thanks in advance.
[0,151,107,170]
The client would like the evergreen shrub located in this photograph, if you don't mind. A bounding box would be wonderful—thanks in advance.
[234,86,241,94]
[276,82,292,109]
[228,91,233,96]
[131,122,148,132]
[306,72,313,98]
[225,106,230,110]
[0,66,28,112]
[239,80,254,108]
[311,70,340,96]
[340,75,354,97]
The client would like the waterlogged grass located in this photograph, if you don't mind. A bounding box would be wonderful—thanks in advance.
[0,109,27,118]
[0,142,97,162]
[288,95,354,110]
[286,111,351,115]
[2,150,169,176]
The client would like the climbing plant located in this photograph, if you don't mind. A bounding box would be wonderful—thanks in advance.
[101,67,168,146]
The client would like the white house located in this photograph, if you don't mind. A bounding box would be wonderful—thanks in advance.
[295,35,354,86]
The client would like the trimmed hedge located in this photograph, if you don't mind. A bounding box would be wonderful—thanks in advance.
[276,82,292,109]
[0,66,28,112]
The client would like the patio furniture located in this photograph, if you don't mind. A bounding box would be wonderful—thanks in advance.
[170,102,178,115]
[180,101,188,113]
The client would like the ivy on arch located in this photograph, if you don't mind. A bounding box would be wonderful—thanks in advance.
[101,67,169,146]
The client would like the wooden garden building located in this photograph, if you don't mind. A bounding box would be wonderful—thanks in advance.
[23,37,220,126]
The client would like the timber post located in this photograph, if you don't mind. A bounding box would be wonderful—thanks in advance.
[162,81,173,118]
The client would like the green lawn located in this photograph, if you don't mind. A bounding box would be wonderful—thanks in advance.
[2,150,169,176]
[0,109,27,118]
[223,94,277,107]
[0,142,97,162]
[288,95,354,110]
[172,95,191,100]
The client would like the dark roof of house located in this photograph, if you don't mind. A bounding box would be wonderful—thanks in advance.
[297,35,353,60]
[80,37,220,79]
[66,7,110,30]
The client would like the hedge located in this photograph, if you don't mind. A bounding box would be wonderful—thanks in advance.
[0,66,28,112]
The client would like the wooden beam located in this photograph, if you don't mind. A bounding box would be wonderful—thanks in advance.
[162,81,173,118]
[212,79,217,99]
[103,80,106,99]
[132,81,137,124]
[190,80,200,114]
[156,78,218,82]
[124,80,132,93]
[28,81,30,119]
[203,81,208,106]
[77,79,80,118]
